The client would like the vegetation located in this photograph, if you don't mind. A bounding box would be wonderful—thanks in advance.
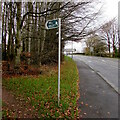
[2,56,79,119]
[99,18,119,57]
[84,18,119,58]
[84,34,107,56]
[1,1,102,67]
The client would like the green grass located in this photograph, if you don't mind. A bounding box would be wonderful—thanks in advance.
[2,56,79,118]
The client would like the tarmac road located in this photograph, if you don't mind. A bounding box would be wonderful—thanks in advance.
[73,55,119,118]
[73,55,119,93]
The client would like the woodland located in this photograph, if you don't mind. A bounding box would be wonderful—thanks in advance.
[1,1,120,75]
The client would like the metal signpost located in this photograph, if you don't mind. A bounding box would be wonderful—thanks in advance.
[46,18,61,106]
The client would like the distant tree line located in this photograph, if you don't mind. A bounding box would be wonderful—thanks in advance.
[84,34,107,56]
[84,18,119,57]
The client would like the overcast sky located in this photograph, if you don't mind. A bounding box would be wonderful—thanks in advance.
[103,0,119,19]
[65,0,120,53]
[0,1,120,47]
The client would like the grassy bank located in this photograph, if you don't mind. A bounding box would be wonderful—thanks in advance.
[2,56,79,119]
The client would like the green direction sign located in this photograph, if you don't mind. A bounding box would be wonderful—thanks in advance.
[46,19,59,29]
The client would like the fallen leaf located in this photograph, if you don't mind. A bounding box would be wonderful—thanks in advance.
[11,104,14,107]
[80,115,82,117]
[83,113,87,115]
[60,104,62,107]
[96,111,99,114]
[81,102,84,105]
[85,103,88,106]
[18,111,21,114]
[6,111,9,116]
[41,114,45,117]
[27,97,31,101]
[89,105,92,108]
[107,112,110,115]
[65,112,67,115]
[67,109,71,115]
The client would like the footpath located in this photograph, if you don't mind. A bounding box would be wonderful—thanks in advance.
[74,60,118,118]
[2,87,38,118]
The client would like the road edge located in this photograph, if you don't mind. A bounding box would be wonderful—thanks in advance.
[82,61,119,95]
[96,72,119,95]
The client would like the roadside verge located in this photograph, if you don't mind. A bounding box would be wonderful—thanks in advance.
[2,56,79,119]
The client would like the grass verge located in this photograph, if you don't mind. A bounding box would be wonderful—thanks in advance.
[2,56,79,119]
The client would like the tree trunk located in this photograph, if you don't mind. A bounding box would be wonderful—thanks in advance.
[107,33,111,57]
[15,2,22,65]
[7,2,13,61]
[112,31,115,57]
[2,3,5,60]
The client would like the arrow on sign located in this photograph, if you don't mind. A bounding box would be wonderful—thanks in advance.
[45,19,59,29]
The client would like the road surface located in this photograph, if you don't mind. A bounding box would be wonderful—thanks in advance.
[73,55,119,93]
[73,55,119,118]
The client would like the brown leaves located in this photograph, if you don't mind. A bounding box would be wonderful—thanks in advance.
[81,101,84,105]
[41,114,45,117]
[89,105,92,108]
[83,112,87,115]
[59,104,62,107]
[2,57,80,119]
[80,101,89,107]
[27,97,31,101]
[85,103,88,106]
[107,112,110,115]
[18,111,22,114]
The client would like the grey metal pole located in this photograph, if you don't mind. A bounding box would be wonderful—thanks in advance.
[72,40,73,59]
[58,18,61,106]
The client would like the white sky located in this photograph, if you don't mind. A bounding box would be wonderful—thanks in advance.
[103,0,119,20]
[65,0,120,53]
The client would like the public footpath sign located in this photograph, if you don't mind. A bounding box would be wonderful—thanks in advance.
[45,18,61,106]
[46,19,59,29]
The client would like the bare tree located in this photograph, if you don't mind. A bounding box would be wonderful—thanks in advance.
[1,1,103,67]
[100,18,118,57]
[61,0,102,41]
